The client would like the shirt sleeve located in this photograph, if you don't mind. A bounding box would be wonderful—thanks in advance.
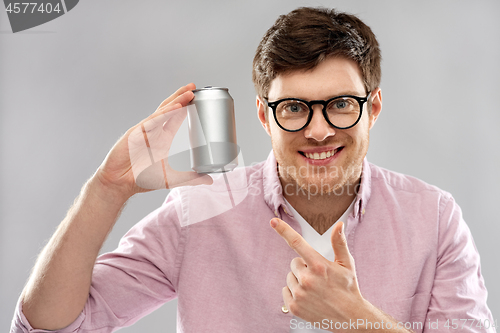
[425,193,496,332]
[11,190,185,333]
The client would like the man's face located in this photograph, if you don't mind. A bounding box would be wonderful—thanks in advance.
[257,57,382,195]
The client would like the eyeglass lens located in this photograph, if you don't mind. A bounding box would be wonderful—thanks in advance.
[275,97,362,131]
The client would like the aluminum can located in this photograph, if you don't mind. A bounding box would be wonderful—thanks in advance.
[187,86,238,173]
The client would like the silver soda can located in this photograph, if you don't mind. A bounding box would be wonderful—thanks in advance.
[187,86,238,173]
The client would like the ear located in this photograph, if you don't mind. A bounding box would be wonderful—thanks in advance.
[368,87,382,130]
[256,96,272,137]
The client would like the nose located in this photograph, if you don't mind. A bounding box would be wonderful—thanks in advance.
[303,105,336,141]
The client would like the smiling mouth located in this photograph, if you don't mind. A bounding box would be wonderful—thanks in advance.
[299,147,344,160]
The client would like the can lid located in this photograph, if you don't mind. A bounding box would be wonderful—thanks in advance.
[192,86,228,93]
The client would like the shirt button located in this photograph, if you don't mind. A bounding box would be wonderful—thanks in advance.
[283,208,289,215]
[281,305,289,313]
[362,208,366,215]
[274,210,278,217]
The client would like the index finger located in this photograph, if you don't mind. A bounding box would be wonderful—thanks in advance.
[156,83,196,111]
[270,218,321,264]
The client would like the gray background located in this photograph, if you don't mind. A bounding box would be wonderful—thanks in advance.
[1,0,499,332]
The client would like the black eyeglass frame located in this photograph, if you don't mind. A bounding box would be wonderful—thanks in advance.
[264,92,371,132]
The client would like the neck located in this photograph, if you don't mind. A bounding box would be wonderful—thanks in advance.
[281,177,360,235]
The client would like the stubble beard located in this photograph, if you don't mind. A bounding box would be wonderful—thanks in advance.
[273,134,369,198]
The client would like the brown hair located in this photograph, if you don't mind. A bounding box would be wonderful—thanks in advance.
[252,7,381,98]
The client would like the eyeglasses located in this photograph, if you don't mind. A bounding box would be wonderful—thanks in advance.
[264,92,371,132]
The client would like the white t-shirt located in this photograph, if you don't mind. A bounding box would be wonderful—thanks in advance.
[285,198,355,333]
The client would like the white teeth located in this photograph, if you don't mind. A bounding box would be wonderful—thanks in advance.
[304,149,337,160]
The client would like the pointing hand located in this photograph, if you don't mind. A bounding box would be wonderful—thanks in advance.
[270,218,370,330]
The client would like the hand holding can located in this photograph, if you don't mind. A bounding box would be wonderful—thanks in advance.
[112,83,214,193]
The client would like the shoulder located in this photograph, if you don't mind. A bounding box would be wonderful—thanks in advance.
[367,162,452,200]
[167,161,266,199]
[162,161,267,227]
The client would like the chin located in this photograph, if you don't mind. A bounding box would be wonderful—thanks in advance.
[279,165,345,197]
[278,155,363,198]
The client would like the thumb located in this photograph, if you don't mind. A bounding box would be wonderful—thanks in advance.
[331,221,354,270]
[166,169,214,188]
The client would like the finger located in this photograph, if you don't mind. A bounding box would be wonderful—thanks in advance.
[282,286,293,313]
[286,271,299,298]
[157,83,196,110]
[290,257,307,282]
[143,103,183,126]
[330,221,354,270]
[270,218,322,265]
[155,90,194,115]
[141,106,186,155]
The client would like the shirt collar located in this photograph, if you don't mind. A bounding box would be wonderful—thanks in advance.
[262,151,288,218]
[262,150,372,221]
[354,157,372,220]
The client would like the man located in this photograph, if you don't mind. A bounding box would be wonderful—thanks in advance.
[11,7,494,333]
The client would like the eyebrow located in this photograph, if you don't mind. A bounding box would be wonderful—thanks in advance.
[272,91,366,101]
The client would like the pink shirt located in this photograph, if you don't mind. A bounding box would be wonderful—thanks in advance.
[12,151,495,332]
